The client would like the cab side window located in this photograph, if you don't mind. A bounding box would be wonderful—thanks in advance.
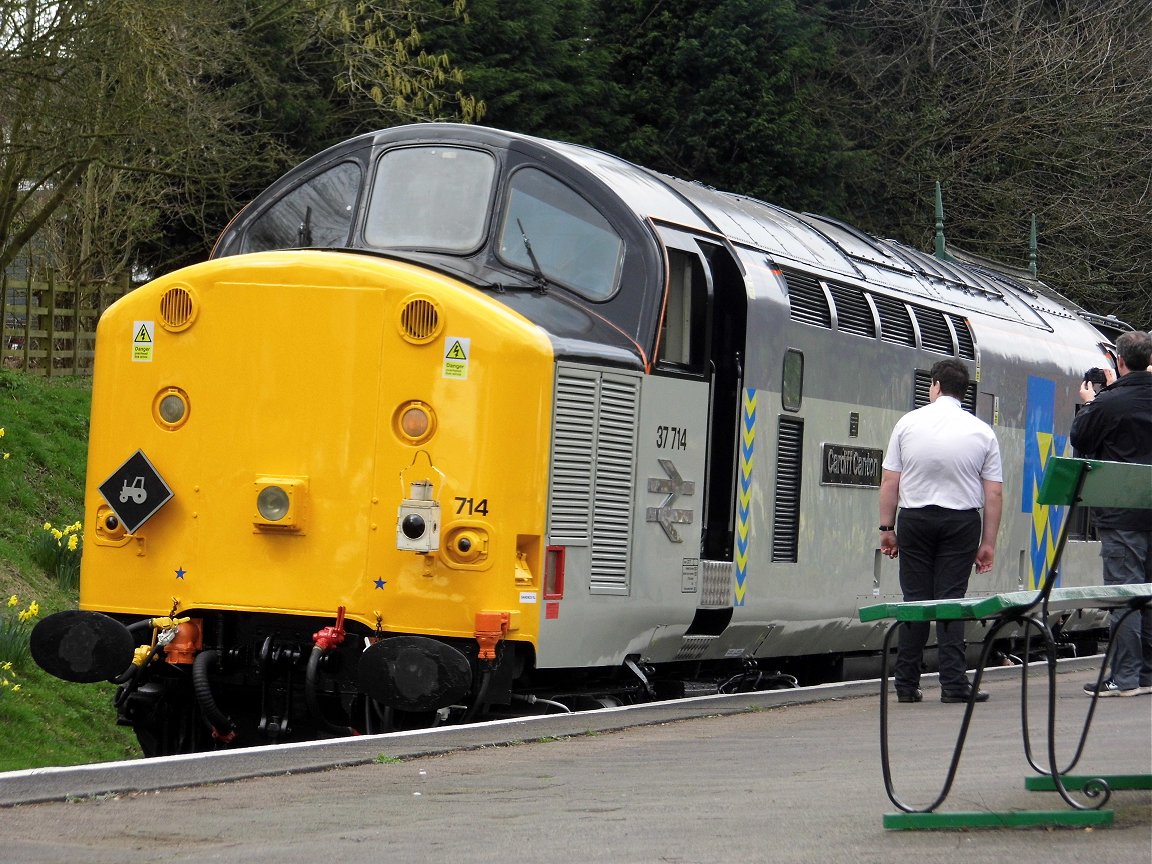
[243,162,362,253]
[656,249,707,373]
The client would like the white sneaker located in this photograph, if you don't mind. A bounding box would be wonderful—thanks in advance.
[1083,679,1142,697]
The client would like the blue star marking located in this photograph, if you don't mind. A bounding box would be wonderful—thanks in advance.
[374,578,386,590]
[175,567,186,580]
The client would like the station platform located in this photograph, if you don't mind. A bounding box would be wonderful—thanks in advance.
[0,658,1148,863]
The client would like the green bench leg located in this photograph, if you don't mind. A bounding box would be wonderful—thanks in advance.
[884,810,1114,830]
[1025,773,1152,792]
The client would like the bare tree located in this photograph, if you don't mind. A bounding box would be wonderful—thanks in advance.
[835,0,1152,327]
[0,0,480,285]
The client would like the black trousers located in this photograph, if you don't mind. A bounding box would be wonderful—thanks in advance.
[893,506,982,692]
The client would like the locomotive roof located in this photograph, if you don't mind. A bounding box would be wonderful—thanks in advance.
[219,123,1126,343]
[357,123,1110,335]
[534,133,1106,332]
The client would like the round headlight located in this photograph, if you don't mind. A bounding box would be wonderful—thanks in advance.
[257,486,291,522]
[159,394,186,424]
[153,387,190,430]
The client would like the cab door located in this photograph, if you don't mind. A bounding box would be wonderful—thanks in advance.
[649,227,748,563]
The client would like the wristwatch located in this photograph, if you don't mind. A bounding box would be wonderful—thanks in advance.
[878,525,895,532]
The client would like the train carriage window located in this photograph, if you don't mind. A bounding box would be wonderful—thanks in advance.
[781,349,804,412]
[498,168,624,301]
[364,146,495,252]
[244,162,362,252]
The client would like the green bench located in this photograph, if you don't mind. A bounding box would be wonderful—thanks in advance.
[859,456,1152,830]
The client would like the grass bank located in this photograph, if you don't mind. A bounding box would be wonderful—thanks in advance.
[0,370,141,771]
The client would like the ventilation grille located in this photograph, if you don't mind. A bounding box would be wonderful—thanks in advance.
[591,376,640,591]
[915,306,954,354]
[398,296,442,343]
[948,314,976,360]
[772,417,804,563]
[159,286,195,331]
[914,370,978,413]
[828,282,876,338]
[548,372,598,542]
[548,366,640,594]
[783,270,831,327]
[778,268,981,361]
[873,294,916,347]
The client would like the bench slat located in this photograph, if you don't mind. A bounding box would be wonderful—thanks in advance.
[1037,456,1152,509]
[859,584,1151,623]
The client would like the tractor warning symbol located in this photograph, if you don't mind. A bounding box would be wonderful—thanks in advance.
[119,476,148,504]
[132,320,154,363]
[98,449,173,534]
[443,336,470,380]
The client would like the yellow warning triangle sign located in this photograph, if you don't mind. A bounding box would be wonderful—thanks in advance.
[446,341,467,360]
[134,325,152,343]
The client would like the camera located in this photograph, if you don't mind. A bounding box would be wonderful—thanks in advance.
[1083,367,1107,393]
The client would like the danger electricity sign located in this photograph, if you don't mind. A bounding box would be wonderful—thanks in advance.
[443,336,470,379]
[132,320,154,363]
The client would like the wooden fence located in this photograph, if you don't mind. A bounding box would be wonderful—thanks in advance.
[1,273,131,376]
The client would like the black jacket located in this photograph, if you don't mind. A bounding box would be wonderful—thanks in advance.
[1069,370,1152,531]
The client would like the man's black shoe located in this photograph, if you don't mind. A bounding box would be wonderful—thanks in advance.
[940,689,989,704]
[896,688,923,703]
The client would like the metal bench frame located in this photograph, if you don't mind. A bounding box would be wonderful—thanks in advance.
[860,456,1152,828]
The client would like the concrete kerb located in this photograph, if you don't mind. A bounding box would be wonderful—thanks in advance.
[0,656,1104,807]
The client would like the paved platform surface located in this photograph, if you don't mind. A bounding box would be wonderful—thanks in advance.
[0,661,1148,863]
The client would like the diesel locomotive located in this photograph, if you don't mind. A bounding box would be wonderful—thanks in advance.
[31,123,1127,755]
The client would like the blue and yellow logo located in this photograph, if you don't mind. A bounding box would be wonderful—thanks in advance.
[1023,376,1070,589]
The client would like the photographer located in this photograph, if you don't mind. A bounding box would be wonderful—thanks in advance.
[1070,330,1152,697]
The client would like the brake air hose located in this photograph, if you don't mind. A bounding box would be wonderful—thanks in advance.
[192,649,237,743]
[305,646,358,737]
[461,668,493,722]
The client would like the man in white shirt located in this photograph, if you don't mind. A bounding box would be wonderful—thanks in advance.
[878,359,1003,703]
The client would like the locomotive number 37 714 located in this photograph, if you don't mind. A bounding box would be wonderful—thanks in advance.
[655,425,687,450]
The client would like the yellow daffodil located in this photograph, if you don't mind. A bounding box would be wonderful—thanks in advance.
[6,596,16,608]
[28,601,39,617]
[43,521,51,531]
[1,661,11,671]
[68,533,79,551]
[11,684,20,693]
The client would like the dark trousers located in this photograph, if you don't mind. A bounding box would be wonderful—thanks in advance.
[893,506,982,692]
